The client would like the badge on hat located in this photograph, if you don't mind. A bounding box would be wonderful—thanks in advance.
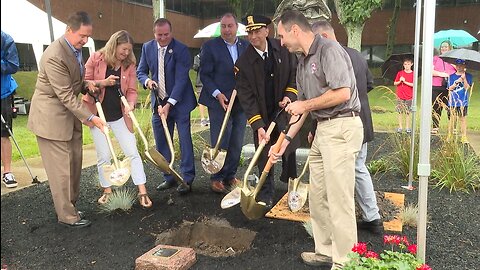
[243,15,272,32]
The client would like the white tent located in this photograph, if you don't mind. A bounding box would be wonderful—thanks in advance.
[1,0,95,69]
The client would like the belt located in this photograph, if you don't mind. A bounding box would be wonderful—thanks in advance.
[317,111,359,122]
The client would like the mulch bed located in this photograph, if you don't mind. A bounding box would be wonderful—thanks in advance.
[1,132,479,269]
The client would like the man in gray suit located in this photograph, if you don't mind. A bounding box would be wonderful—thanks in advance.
[28,11,104,228]
[312,20,382,234]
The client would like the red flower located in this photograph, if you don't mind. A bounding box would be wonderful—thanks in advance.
[408,244,417,255]
[352,242,368,255]
[384,235,401,245]
[401,235,410,246]
[365,251,379,259]
[416,264,432,270]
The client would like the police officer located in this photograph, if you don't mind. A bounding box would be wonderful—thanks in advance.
[235,15,299,208]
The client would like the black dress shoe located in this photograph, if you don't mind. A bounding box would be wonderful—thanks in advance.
[177,184,192,195]
[78,211,86,219]
[357,219,383,234]
[59,219,92,228]
[156,181,177,191]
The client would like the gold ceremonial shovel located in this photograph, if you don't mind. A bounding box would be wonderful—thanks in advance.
[92,92,131,186]
[152,88,188,187]
[287,156,310,212]
[221,122,276,209]
[201,89,237,174]
[117,88,172,176]
[241,114,304,220]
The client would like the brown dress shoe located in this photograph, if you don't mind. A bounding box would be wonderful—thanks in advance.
[211,181,227,193]
[226,178,242,188]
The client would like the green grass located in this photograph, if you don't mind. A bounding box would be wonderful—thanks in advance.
[6,71,480,161]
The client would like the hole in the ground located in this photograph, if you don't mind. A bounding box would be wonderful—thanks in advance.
[155,217,256,257]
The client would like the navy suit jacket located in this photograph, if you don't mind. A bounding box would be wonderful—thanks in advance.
[199,37,249,109]
[137,38,197,113]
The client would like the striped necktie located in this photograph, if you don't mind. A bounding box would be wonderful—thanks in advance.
[158,47,167,99]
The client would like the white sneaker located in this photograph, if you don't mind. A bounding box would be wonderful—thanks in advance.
[2,173,18,188]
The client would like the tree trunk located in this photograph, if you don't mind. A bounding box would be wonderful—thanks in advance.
[346,24,364,52]
[385,0,401,59]
[152,0,160,21]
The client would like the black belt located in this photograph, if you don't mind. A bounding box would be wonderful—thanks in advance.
[317,111,359,122]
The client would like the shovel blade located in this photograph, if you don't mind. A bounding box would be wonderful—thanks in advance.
[288,181,309,212]
[221,187,241,209]
[201,148,227,174]
[102,158,131,186]
[146,148,171,173]
[240,190,268,220]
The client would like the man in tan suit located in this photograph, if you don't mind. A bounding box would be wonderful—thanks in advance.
[28,11,104,228]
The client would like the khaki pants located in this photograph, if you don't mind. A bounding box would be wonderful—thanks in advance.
[309,116,363,265]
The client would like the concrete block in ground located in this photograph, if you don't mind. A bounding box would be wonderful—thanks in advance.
[135,244,196,270]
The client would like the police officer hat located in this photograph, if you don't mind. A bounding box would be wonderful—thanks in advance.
[243,15,272,32]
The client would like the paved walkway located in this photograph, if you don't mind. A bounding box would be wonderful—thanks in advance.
[2,127,479,195]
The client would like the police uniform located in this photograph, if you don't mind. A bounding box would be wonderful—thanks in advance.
[235,15,299,205]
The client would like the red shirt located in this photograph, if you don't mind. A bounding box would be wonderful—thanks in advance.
[395,70,414,100]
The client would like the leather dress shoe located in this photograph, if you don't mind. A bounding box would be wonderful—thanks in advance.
[357,219,383,234]
[60,219,92,228]
[156,181,177,191]
[78,211,86,219]
[177,184,192,195]
[225,178,241,188]
[211,181,227,193]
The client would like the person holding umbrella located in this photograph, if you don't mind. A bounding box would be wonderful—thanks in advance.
[446,58,473,144]
[431,40,456,134]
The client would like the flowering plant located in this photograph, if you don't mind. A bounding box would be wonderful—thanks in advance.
[343,235,431,270]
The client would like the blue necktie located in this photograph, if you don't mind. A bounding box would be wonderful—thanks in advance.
[74,50,84,76]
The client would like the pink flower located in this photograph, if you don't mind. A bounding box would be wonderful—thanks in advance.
[416,264,432,270]
[365,251,379,259]
[352,242,368,255]
[408,244,417,255]
[401,235,410,246]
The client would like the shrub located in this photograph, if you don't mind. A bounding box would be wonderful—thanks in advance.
[386,133,419,181]
[367,157,391,175]
[99,188,136,213]
[431,138,480,193]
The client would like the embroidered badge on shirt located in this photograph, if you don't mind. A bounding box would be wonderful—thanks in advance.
[311,62,317,73]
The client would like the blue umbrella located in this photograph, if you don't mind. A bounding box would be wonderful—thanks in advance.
[434,29,478,48]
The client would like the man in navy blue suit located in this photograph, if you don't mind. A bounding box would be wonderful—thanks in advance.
[199,13,249,193]
[137,18,197,194]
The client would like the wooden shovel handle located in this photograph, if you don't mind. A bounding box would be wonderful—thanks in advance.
[94,101,120,168]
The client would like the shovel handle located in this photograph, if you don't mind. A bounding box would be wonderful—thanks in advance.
[94,101,120,168]
[159,110,175,168]
[242,122,276,187]
[117,91,150,150]
[211,89,237,157]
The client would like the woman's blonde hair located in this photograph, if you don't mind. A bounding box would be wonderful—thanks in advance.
[99,30,136,69]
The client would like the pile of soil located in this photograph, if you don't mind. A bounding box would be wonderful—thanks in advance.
[1,132,479,269]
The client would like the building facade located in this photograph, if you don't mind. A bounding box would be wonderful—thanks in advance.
[19,0,479,69]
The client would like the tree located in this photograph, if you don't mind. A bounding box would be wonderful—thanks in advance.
[152,0,162,21]
[385,0,401,59]
[333,0,382,51]
[227,0,255,18]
